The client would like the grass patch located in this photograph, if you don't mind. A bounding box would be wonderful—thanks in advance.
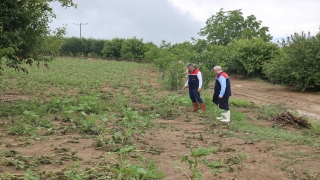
[255,103,287,120]
[228,118,318,146]
[229,98,252,108]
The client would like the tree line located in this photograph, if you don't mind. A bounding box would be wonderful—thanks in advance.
[1,1,319,91]
[58,8,320,91]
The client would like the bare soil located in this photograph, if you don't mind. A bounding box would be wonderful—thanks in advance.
[230,77,320,120]
[0,72,320,180]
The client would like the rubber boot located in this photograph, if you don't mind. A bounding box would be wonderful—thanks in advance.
[220,110,230,122]
[217,109,225,120]
[192,102,199,112]
[199,103,206,112]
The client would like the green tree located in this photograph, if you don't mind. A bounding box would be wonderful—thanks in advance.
[227,38,279,77]
[199,9,272,45]
[263,31,320,90]
[170,41,196,62]
[121,37,146,61]
[191,37,207,53]
[0,0,76,72]
[83,38,95,56]
[166,61,186,91]
[144,42,160,62]
[101,38,124,60]
[91,39,105,58]
[40,34,65,57]
[60,37,87,57]
[153,40,175,72]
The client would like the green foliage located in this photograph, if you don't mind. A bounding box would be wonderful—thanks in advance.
[229,98,251,107]
[256,104,287,120]
[144,42,161,61]
[0,0,76,72]
[108,145,166,179]
[101,38,124,59]
[190,53,217,89]
[191,37,207,53]
[227,38,279,77]
[263,31,320,90]
[41,35,66,57]
[60,37,87,57]
[90,39,105,58]
[24,169,40,180]
[165,61,186,91]
[63,162,85,180]
[82,38,95,56]
[309,121,320,135]
[199,8,272,45]
[153,51,176,73]
[121,37,146,61]
[170,41,197,61]
[7,121,38,136]
[179,147,221,180]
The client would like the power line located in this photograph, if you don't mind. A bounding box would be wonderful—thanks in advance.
[73,23,88,38]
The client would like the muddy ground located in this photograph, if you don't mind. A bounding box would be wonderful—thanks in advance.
[230,77,320,120]
[0,72,320,180]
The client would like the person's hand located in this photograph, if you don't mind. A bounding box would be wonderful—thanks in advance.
[218,95,223,99]
[197,88,201,93]
[182,86,187,90]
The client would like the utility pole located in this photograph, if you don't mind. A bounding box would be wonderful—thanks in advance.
[73,23,88,38]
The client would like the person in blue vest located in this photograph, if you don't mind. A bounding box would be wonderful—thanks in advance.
[213,66,231,122]
[183,63,206,112]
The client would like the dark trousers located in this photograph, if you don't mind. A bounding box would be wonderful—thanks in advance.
[189,88,203,103]
[213,94,229,110]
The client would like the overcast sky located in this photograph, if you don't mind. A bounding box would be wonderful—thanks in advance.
[49,0,320,45]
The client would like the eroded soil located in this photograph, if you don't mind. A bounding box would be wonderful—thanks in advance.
[0,70,320,180]
[231,77,320,120]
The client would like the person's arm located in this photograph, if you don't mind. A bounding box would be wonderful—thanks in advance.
[197,71,203,89]
[184,80,189,87]
[218,76,226,97]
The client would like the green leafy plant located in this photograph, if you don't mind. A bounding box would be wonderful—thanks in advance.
[62,162,85,180]
[107,145,166,179]
[177,147,222,180]
[24,169,40,180]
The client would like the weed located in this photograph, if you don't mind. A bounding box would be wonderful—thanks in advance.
[176,147,222,180]
[228,115,319,147]
[305,172,318,180]
[24,169,40,180]
[107,145,166,179]
[225,151,250,173]
[256,104,287,120]
[62,161,85,180]
[7,121,38,136]
[229,98,252,108]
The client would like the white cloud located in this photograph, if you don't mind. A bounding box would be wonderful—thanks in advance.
[167,0,320,38]
[49,0,203,45]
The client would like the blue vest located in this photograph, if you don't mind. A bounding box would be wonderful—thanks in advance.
[188,69,199,89]
[214,72,231,97]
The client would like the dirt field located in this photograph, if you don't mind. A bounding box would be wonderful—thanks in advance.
[230,77,320,120]
[0,60,319,180]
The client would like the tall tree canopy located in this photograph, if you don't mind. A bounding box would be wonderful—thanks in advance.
[199,9,272,45]
[0,0,76,72]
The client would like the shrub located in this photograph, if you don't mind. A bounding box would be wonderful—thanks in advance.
[263,31,320,91]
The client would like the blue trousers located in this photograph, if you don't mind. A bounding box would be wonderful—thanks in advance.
[189,88,203,103]
[213,94,230,110]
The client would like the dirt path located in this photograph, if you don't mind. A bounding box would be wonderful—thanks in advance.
[230,77,320,120]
